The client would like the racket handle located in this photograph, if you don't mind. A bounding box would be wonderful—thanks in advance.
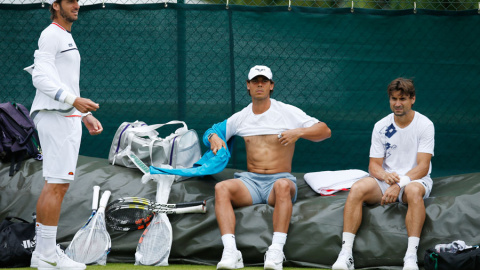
[172,204,206,214]
[99,190,112,209]
[92,186,100,210]
[176,200,206,208]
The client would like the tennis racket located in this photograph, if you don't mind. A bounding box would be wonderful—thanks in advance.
[84,186,101,226]
[135,212,172,266]
[105,197,206,231]
[66,190,112,264]
[65,186,100,258]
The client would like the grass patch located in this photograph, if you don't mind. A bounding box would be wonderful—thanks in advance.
[15,263,327,270]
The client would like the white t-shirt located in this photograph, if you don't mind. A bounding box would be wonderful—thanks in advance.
[31,23,81,116]
[369,111,435,177]
[225,98,319,140]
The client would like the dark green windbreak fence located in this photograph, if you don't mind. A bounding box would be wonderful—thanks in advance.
[1,5,479,177]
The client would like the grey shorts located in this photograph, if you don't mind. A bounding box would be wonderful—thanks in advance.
[234,171,297,205]
[374,176,433,203]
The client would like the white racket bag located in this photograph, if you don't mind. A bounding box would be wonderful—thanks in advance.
[108,120,201,181]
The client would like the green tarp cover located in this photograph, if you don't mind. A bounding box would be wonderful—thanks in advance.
[1,156,479,269]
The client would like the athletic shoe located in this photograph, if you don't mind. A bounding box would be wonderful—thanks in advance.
[264,248,285,270]
[332,250,354,270]
[403,253,419,270]
[217,249,244,269]
[30,250,39,268]
[37,244,86,270]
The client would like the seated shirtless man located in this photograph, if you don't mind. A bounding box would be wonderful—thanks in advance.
[205,65,331,270]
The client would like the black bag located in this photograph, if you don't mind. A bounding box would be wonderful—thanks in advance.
[0,216,36,268]
[0,102,42,176]
[424,246,480,270]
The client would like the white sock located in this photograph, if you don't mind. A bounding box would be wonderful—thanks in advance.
[341,232,356,253]
[270,232,287,251]
[221,234,237,250]
[40,225,58,259]
[406,236,420,256]
[33,222,42,254]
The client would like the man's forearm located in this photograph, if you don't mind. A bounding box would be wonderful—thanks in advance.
[405,164,430,180]
[300,122,331,142]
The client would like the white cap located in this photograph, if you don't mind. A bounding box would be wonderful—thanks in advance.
[248,65,272,81]
[46,0,55,5]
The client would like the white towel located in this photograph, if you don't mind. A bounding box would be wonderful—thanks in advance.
[304,169,369,196]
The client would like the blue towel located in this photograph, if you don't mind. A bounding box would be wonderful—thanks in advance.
[150,119,235,177]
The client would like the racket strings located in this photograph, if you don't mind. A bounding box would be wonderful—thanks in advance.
[136,214,171,265]
[106,207,153,228]
[67,213,111,264]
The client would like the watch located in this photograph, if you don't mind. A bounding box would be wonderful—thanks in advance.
[208,133,215,140]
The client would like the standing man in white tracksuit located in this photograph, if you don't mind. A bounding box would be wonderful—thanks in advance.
[28,0,103,269]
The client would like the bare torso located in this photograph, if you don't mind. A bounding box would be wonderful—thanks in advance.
[244,134,295,174]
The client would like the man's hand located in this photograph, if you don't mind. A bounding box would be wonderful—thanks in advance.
[82,114,103,135]
[277,129,301,146]
[73,97,99,113]
[381,184,401,205]
[209,133,226,155]
[382,171,401,186]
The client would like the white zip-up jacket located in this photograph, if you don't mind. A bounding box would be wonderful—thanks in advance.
[31,22,81,117]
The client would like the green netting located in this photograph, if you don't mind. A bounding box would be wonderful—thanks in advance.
[0,4,479,177]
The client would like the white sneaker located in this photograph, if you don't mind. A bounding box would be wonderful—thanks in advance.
[38,245,86,270]
[217,249,244,269]
[332,250,354,270]
[30,250,39,268]
[403,253,419,270]
[264,248,285,270]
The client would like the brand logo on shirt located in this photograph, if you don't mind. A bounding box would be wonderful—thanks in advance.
[381,124,397,158]
[68,43,73,47]
[385,123,397,138]
[68,172,74,175]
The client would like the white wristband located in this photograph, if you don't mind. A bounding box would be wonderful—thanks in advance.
[81,112,92,119]
[398,175,412,188]
[64,93,77,105]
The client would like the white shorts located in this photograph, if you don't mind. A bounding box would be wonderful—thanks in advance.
[34,111,82,181]
[375,176,433,203]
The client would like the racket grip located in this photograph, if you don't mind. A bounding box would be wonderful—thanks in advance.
[174,204,206,214]
[99,190,112,209]
[92,186,100,210]
[176,200,206,208]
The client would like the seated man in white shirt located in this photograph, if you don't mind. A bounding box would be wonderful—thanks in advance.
[332,78,435,270]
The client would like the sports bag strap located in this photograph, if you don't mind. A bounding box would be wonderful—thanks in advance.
[5,216,29,223]
[9,151,25,176]
[149,137,164,165]
[129,120,187,135]
[429,253,439,270]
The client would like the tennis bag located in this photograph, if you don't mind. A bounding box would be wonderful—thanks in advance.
[108,120,201,181]
[0,215,36,268]
[0,102,42,176]
[423,245,480,270]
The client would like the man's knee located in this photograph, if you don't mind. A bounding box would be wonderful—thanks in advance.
[273,178,292,198]
[45,182,69,194]
[215,181,228,196]
[404,183,425,204]
[348,177,380,202]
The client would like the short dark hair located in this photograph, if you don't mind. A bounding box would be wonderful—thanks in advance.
[49,0,62,21]
[387,78,415,98]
